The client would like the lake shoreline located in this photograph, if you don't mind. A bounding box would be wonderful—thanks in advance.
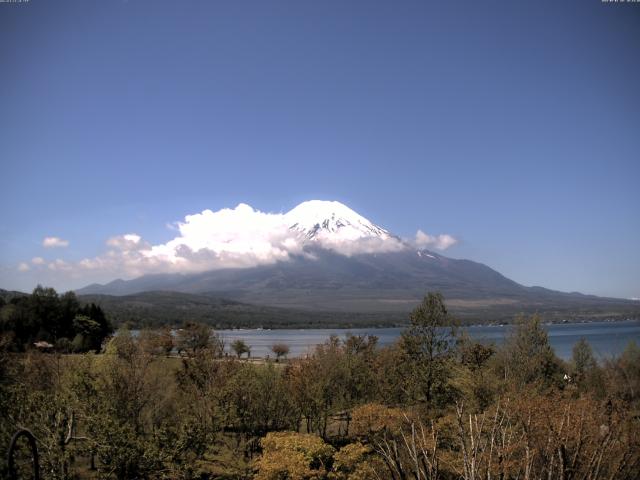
[212,319,640,361]
[215,315,640,331]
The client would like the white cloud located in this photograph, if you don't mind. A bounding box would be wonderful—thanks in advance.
[62,205,295,278]
[414,230,458,251]
[48,259,72,271]
[68,203,409,278]
[43,236,69,248]
[21,203,458,282]
[17,262,30,272]
[106,233,145,251]
[143,204,307,272]
[316,236,405,256]
[152,205,293,258]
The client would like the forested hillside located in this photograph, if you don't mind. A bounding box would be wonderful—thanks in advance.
[77,291,407,329]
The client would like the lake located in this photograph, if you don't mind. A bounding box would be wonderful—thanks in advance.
[217,320,640,360]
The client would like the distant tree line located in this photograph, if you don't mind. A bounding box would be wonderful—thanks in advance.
[0,285,112,352]
[78,290,410,330]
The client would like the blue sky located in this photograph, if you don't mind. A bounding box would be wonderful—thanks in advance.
[1,0,639,298]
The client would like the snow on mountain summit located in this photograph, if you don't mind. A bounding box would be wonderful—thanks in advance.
[284,200,393,242]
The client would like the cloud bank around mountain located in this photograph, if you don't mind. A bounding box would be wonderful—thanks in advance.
[17,203,457,281]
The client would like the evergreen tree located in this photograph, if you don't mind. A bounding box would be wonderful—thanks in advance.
[400,292,457,406]
[0,287,112,352]
[504,314,561,388]
[572,337,596,379]
[30,285,63,340]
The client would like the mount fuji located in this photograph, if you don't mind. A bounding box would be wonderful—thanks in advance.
[285,200,394,242]
[77,200,640,324]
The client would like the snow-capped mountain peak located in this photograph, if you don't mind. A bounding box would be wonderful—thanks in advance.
[284,200,392,242]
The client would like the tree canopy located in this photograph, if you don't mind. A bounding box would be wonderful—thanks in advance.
[0,286,112,352]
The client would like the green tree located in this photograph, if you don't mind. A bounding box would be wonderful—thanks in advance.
[224,363,297,437]
[501,314,561,389]
[572,338,596,378]
[400,292,457,406]
[59,291,80,339]
[29,285,63,341]
[231,339,251,358]
[455,332,496,410]
[2,352,82,479]
[72,314,102,352]
[605,340,640,404]
[176,322,222,356]
[0,287,111,352]
[78,302,112,347]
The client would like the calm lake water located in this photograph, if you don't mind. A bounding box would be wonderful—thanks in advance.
[217,320,640,360]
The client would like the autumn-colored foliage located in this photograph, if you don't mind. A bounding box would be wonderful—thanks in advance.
[349,403,407,438]
[254,432,335,480]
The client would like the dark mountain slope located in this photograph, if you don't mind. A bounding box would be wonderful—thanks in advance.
[77,291,406,329]
[76,248,640,321]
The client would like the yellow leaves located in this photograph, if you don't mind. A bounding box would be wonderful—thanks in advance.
[255,448,316,480]
[350,403,407,437]
[255,432,335,480]
[329,442,382,480]
[259,431,334,459]
[254,433,384,480]
[332,442,369,471]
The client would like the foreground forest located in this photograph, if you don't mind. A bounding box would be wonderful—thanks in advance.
[1,293,639,479]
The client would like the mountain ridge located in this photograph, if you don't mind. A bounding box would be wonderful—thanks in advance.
[73,200,640,323]
[76,247,639,319]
